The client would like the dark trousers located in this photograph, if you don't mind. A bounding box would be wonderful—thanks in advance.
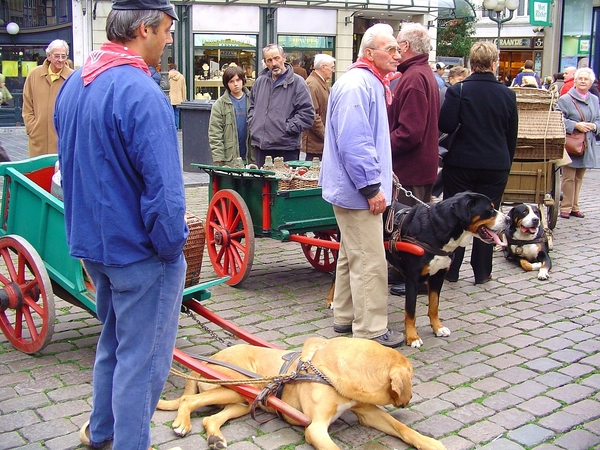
[442,165,508,282]
[255,148,300,169]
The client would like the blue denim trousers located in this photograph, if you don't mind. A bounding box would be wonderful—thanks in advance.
[84,254,186,449]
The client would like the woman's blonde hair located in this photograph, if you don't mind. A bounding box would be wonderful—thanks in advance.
[469,41,498,74]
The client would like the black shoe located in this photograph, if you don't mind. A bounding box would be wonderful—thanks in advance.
[474,274,492,285]
[445,274,459,282]
[333,323,352,333]
[390,283,428,296]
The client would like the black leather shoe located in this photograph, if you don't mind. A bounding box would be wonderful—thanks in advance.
[390,283,428,296]
[474,275,492,285]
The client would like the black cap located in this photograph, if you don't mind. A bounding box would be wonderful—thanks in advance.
[112,0,178,20]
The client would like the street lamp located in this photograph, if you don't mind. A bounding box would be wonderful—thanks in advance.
[483,0,519,49]
[6,22,19,44]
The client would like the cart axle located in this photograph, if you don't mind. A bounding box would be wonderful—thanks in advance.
[0,282,25,311]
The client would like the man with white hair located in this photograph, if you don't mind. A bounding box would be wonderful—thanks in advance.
[320,23,403,347]
[302,53,335,161]
[22,39,73,157]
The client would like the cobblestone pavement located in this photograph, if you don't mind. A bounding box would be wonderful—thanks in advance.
[0,127,599,449]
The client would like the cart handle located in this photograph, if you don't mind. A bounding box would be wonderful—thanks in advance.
[288,234,425,256]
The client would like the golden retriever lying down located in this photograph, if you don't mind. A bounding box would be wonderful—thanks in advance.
[158,337,446,450]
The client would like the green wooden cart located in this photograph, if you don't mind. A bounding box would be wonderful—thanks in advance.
[197,163,424,286]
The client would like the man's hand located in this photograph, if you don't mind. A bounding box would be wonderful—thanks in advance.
[367,191,387,215]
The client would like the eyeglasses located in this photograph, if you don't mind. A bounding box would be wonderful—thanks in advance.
[52,54,68,60]
[370,45,401,56]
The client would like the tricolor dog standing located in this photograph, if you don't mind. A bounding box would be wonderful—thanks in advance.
[385,192,508,348]
[503,203,552,280]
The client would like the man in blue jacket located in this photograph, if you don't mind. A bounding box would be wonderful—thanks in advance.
[320,23,403,348]
[248,44,314,168]
[54,0,188,447]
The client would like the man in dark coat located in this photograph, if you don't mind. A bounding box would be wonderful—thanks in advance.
[388,22,440,206]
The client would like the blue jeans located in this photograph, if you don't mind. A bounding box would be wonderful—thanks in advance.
[85,254,186,449]
[173,106,180,129]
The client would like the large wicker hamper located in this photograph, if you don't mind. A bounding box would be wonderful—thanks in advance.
[183,212,205,287]
[509,88,565,161]
[514,110,565,161]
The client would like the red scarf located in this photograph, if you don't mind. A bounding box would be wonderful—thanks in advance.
[347,57,401,105]
[81,42,150,86]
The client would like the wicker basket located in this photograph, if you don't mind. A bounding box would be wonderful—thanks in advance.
[278,178,293,190]
[511,87,558,112]
[515,110,565,161]
[183,212,205,287]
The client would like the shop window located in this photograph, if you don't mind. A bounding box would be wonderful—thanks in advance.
[277,35,335,80]
[193,34,257,100]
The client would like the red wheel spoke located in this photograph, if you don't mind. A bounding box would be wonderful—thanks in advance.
[0,247,18,281]
[22,293,45,316]
[22,306,40,340]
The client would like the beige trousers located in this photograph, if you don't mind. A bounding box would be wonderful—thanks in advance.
[560,165,586,213]
[332,205,388,339]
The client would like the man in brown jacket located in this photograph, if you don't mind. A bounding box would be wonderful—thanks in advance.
[302,54,335,162]
[23,39,73,157]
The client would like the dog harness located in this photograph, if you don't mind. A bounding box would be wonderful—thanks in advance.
[504,225,546,255]
[388,209,454,258]
[250,351,331,423]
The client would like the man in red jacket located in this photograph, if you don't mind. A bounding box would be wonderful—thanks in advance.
[560,66,576,96]
[388,22,440,206]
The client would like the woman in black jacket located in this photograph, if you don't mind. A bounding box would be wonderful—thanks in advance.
[439,41,518,284]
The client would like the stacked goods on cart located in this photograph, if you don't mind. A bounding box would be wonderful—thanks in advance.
[510,87,565,161]
[261,156,321,191]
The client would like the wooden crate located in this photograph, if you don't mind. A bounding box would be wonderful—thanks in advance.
[503,161,552,205]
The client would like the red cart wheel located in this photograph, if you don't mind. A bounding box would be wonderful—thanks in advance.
[206,189,255,286]
[300,230,339,273]
[0,235,55,354]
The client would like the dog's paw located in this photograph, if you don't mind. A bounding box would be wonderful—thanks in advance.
[409,338,424,348]
[208,435,228,449]
[537,269,550,280]
[434,327,451,337]
[172,420,193,437]
[417,435,447,450]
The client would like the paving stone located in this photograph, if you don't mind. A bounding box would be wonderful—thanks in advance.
[471,377,510,394]
[545,384,595,405]
[482,392,524,411]
[1,431,27,449]
[440,387,483,407]
[507,424,554,447]
[538,410,585,433]
[413,415,463,439]
[488,408,535,430]
[518,396,562,417]
[552,429,600,450]
[563,399,600,421]
[506,380,548,400]
[446,402,495,425]
[0,392,50,414]
[495,366,537,384]
[479,438,526,449]
[458,419,506,443]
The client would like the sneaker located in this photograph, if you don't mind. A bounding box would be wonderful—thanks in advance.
[371,329,404,348]
[333,323,352,333]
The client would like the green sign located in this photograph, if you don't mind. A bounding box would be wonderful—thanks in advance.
[529,0,552,27]
[578,37,591,55]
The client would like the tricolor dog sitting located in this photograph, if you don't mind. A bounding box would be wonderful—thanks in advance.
[503,203,552,280]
